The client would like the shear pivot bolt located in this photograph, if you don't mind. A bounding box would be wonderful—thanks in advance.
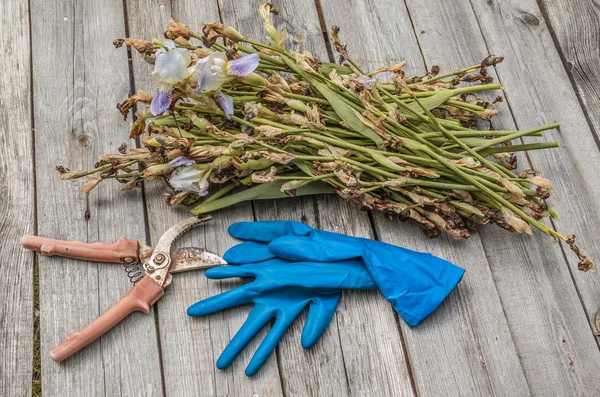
[155,253,165,264]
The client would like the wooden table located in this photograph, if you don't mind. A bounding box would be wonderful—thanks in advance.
[2,0,600,395]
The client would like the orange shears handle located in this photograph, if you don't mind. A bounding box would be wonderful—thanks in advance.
[21,235,139,264]
[50,276,164,362]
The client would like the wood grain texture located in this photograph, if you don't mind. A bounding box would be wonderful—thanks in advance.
[406,0,600,394]
[31,0,163,395]
[218,1,416,395]
[537,0,600,144]
[0,0,34,395]
[319,1,531,396]
[124,1,284,395]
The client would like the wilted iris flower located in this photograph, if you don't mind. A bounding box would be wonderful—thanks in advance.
[167,156,195,169]
[150,39,196,116]
[215,91,234,119]
[169,165,209,196]
[195,52,259,94]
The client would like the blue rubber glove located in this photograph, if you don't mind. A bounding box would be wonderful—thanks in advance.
[227,221,465,327]
[187,241,376,376]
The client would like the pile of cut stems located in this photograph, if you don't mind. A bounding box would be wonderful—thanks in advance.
[59,4,593,270]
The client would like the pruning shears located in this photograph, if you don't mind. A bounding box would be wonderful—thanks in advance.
[21,215,225,362]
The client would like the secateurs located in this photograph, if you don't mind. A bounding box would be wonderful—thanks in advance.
[21,215,225,362]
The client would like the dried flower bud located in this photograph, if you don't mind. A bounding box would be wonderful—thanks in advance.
[82,176,102,195]
[408,167,440,179]
[266,72,291,94]
[373,62,407,75]
[334,169,362,187]
[336,188,376,209]
[201,22,245,47]
[566,234,595,271]
[261,90,287,104]
[293,50,320,74]
[164,190,191,206]
[256,125,286,137]
[527,176,552,190]
[450,157,481,168]
[289,81,311,96]
[281,179,310,197]
[174,37,190,47]
[328,70,344,86]
[500,207,532,235]
[381,177,409,190]
[475,108,498,120]
[259,3,284,47]
[481,55,504,67]
[263,152,296,164]
[305,105,326,130]
[318,145,351,159]
[120,179,140,191]
[143,164,170,179]
[114,38,155,55]
[330,25,350,61]
[56,167,92,180]
[117,91,153,120]
[166,19,194,40]
[252,166,278,183]
[500,179,524,198]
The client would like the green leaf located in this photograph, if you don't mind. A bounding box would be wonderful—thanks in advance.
[319,63,353,75]
[293,159,316,177]
[190,180,333,215]
[370,152,408,172]
[406,91,457,113]
[312,80,385,149]
[280,54,385,149]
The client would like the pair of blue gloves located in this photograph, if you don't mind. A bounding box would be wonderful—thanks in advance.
[187,221,465,376]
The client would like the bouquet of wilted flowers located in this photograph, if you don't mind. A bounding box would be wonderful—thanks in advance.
[58,3,593,270]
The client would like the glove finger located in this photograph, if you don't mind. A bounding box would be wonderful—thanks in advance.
[228,221,312,242]
[223,241,276,264]
[301,292,341,349]
[187,285,253,316]
[268,236,361,262]
[217,307,273,370]
[245,309,302,376]
[205,265,257,280]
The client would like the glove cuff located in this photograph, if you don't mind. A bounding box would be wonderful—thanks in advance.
[394,264,465,327]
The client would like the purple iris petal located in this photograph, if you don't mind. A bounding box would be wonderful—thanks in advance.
[216,92,234,119]
[167,156,195,169]
[227,53,260,77]
[357,76,377,90]
[150,87,172,116]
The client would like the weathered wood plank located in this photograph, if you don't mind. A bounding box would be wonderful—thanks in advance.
[405,0,600,394]
[124,1,285,395]
[218,1,416,395]
[537,0,600,145]
[31,0,163,395]
[0,0,34,395]
[319,1,531,396]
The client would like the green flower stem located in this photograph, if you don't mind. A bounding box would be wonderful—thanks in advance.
[277,172,335,181]
[478,141,560,156]
[418,130,543,139]
[282,92,329,105]
[423,146,561,238]
[467,123,559,152]
[417,63,484,85]
[445,99,486,112]
[104,171,143,179]
[231,95,260,103]
[258,64,289,72]
[221,89,260,95]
